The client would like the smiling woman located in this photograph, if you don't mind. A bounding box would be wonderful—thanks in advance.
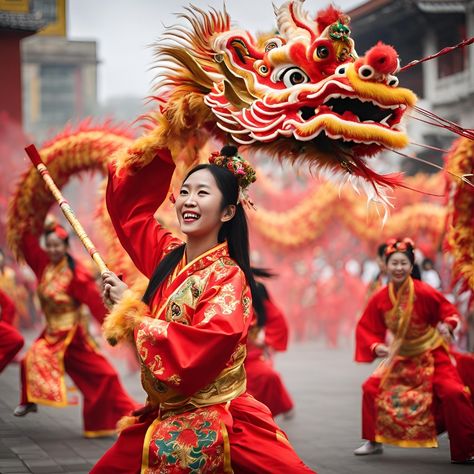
[354,238,474,464]
[92,146,315,473]
[176,164,238,260]
[11,222,136,437]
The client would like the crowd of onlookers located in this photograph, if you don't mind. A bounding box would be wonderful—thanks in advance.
[259,243,474,352]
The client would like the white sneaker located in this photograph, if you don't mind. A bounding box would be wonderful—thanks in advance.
[13,403,38,417]
[354,441,383,456]
[451,456,474,464]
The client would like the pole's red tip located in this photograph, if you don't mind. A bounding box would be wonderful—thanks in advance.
[25,144,43,167]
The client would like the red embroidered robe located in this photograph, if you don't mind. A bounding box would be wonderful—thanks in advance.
[99,154,315,473]
[246,293,294,416]
[19,233,136,436]
[355,278,474,455]
[20,233,107,406]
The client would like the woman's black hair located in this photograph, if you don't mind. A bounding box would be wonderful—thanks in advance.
[251,267,275,279]
[142,245,185,304]
[250,268,276,327]
[253,281,268,327]
[411,263,421,280]
[377,243,387,258]
[44,229,76,273]
[143,146,260,312]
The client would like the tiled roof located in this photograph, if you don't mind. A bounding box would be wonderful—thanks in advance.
[348,0,466,18]
[416,1,466,13]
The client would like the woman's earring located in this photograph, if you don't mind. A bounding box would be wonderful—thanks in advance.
[169,193,176,204]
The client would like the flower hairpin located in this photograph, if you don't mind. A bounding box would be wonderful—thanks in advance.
[209,149,257,209]
[385,237,415,256]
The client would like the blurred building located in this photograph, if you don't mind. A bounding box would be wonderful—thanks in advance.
[21,0,98,141]
[0,1,98,140]
[0,0,45,125]
[348,0,474,174]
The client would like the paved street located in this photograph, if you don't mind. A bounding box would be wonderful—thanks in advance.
[0,333,468,473]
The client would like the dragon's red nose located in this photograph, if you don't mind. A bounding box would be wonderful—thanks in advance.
[365,41,399,75]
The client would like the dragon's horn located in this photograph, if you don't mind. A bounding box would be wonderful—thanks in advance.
[275,0,317,40]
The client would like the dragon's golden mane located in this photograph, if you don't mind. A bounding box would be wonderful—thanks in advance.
[114,6,235,173]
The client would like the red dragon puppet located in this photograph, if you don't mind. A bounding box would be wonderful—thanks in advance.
[114,0,416,202]
[8,1,421,265]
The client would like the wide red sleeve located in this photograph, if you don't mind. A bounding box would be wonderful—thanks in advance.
[263,296,289,351]
[135,266,250,397]
[20,232,49,279]
[419,281,461,330]
[69,262,107,324]
[106,151,179,278]
[354,290,387,363]
[0,288,16,325]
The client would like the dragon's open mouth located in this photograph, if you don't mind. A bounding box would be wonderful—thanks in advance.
[299,96,400,128]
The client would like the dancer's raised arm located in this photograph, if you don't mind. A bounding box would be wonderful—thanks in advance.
[106,150,179,278]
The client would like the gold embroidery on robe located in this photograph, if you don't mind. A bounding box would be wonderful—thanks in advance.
[375,278,438,447]
[25,259,81,406]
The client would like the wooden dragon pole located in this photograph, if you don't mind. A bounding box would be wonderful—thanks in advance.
[25,144,109,274]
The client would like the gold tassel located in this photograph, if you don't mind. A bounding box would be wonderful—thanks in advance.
[102,279,149,346]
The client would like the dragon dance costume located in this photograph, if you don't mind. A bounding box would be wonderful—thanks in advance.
[245,286,294,417]
[92,152,314,473]
[17,230,136,437]
[355,276,474,462]
[0,288,24,372]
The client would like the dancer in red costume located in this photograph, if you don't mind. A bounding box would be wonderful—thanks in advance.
[92,146,314,473]
[13,223,136,438]
[0,288,24,372]
[354,238,474,464]
[245,269,295,418]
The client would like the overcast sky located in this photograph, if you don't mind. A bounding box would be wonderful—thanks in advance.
[67,0,363,104]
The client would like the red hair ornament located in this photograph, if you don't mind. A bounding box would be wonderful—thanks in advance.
[53,225,69,241]
[385,237,415,258]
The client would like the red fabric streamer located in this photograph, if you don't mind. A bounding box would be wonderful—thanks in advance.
[400,37,474,72]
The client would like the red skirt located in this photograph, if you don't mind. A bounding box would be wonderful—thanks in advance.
[245,351,294,417]
[361,348,474,462]
[91,393,314,473]
[20,325,137,436]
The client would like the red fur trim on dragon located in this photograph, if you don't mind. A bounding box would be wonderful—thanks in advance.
[112,0,416,207]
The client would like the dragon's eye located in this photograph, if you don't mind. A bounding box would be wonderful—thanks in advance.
[335,64,347,76]
[386,74,399,87]
[265,38,283,52]
[254,60,271,76]
[316,45,329,59]
[358,65,375,79]
[279,67,310,87]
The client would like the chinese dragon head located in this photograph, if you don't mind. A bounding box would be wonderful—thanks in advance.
[116,0,416,200]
